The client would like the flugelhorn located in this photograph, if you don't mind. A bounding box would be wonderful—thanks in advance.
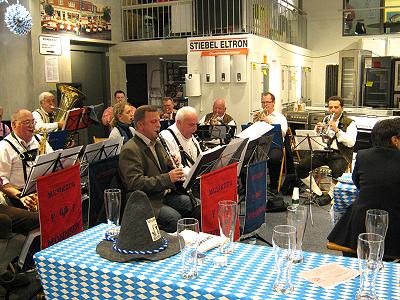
[251,108,268,122]
[204,114,219,126]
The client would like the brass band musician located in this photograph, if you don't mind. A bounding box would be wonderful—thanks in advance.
[32,92,64,132]
[118,105,200,233]
[0,109,53,210]
[159,106,202,176]
[199,98,236,126]
[296,96,357,204]
[159,97,177,120]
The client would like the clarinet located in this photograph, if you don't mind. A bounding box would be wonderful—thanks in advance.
[158,133,178,168]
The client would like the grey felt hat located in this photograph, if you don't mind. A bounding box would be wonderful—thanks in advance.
[96,190,180,262]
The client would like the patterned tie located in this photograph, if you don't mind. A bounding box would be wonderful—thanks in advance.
[49,113,55,123]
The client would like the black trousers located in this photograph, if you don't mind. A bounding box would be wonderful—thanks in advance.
[268,148,283,189]
[296,151,349,180]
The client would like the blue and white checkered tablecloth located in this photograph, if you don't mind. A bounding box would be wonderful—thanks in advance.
[34,224,400,300]
[332,173,359,224]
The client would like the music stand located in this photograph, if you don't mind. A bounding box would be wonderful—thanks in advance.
[21,146,83,196]
[160,119,175,131]
[81,137,123,165]
[62,107,93,144]
[48,130,68,150]
[183,145,226,190]
[212,137,249,176]
[294,129,332,225]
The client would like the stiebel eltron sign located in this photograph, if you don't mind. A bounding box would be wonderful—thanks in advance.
[188,36,248,56]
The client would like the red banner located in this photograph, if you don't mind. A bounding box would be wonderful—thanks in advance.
[200,163,239,241]
[37,163,83,249]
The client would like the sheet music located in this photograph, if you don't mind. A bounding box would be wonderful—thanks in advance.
[82,137,123,164]
[294,129,328,151]
[183,145,226,189]
[61,108,82,130]
[22,145,83,196]
[212,137,248,176]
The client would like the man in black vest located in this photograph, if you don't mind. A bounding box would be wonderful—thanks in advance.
[296,96,357,204]
[199,98,236,126]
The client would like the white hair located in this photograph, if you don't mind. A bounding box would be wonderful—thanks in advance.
[175,106,197,121]
[38,92,54,105]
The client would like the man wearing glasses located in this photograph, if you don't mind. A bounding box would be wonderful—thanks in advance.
[0,109,52,210]
[255,92,288,193]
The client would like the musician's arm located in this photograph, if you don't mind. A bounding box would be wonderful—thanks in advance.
[336,121,357,148]
[32,111,59,132]
[1,183,37,210]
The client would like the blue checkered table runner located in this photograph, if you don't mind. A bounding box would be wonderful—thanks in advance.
[34,224,400,300]
[333,173,358,221]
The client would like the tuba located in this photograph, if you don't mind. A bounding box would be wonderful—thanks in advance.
[55,84,86,122]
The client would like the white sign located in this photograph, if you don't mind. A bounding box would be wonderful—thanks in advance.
[45,56,59,83]
[39,36,62,55]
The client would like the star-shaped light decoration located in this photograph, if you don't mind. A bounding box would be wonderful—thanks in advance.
[4,3,32,35]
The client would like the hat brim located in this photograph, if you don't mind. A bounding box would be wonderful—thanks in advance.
[96,231,180,262]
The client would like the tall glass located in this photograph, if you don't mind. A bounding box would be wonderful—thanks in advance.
[218,200,238,254]
[287,205,308,263]
[104,189,121,238]
[356,233,384,300]
[365,209,388,264]
[177,218,200,279]
[272,225,296,294]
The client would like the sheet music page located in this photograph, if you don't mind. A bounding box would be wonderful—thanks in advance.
[237,121,274,141]
[183,145,223,189]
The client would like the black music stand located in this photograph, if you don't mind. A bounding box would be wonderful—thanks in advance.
[183,146,226,193]
[212,137,249,175]
[81,137,123,164]
[294,130,332,225]
[160,119,175,131]
[21,146,83,196]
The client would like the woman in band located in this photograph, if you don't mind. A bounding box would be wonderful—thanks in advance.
[328,118,400,259]
[109,101,135,144]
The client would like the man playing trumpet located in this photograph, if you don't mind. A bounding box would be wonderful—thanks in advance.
[296,96,357,204]
[0,109,53,210]
[199,98,236,126]
[159,97,177,120]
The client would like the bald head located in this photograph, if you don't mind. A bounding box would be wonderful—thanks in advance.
[213,98,226,117]
[176,106,198,139]
[11,109,35,142]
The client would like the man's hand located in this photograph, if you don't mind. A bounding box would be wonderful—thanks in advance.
[57,120,65,129]
[260,115,271,123]
[169,168,185,183]
[327,120,339,133]
[20,194,38,211]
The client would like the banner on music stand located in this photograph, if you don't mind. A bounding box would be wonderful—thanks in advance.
[37,163,83,249]
[243,160,267,235]
[200,162,239,240]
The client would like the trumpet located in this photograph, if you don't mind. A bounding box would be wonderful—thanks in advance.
[251,109,268,122]
[204,114,220,126]
[318,112,340,143]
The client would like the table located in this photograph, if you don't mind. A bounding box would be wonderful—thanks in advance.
[34,224,400,299]
[332,173,358,224]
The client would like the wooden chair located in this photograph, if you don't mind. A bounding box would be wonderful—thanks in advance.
[93,136,108,143]
[326,241,356,254]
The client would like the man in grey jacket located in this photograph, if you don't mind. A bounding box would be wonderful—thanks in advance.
[119,105,199,232]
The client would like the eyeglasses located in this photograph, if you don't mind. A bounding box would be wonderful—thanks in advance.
[261,101,273,104]
[18,120,36,126]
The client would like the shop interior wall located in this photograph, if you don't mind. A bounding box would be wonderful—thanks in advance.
[0,0,121,119]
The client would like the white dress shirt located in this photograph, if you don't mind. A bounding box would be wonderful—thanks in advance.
[315,118,357,150]
[160,124,201,175]
[0,133,53,188]
[32,108,59,132]
[263,110,288,138]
